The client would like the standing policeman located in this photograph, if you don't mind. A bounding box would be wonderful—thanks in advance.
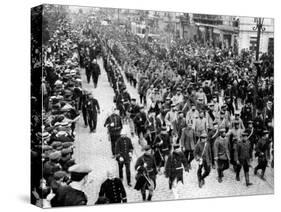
[86,93,100,133]
[115,129,134,187]
[98,170,127,204]
[104,108,123,158]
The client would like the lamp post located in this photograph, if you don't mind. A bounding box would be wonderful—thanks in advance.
[253,17,266,61]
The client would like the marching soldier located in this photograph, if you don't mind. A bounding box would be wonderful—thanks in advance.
[91,59,101,88]
[194,133,212,188]
[214,128,230,183]
[98,170,127,204]
[115,129,134,187]
[234,132,253,186]
[86,93,100,133]
[135,145,158,201]
[208,121,219,168]
[254,130,270,180]
[154,126,172,169]
[180,123,196,171]
[104,108,123,157]
[145,111,157,146]
[165,144,188,199]
[134,106,147,137]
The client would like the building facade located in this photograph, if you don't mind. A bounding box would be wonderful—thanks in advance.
[238,17,274,55]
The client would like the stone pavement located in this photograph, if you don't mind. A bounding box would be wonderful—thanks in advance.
[73,58,274,205]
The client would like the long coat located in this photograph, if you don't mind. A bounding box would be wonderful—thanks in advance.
[115,136,133,162]
[165,151,188,183]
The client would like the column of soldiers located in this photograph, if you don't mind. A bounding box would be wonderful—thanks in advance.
[95,20,274,202]
[32,14,274,206]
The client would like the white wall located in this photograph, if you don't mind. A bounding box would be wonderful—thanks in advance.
[238,16,274,53]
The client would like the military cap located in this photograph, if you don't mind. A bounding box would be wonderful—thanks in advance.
[177,87,182,91]
[54,122,62,127]
[171,103,176,107]
[60,122,71,127]
[51,141,63,149]
[213,121,218,126]
[234,111,240,115]
[42,145,53,152]
[139,105,144,109]
[61,148,73,156]
[68,164,92,174]
[62,142,73,149]
[208,102,214,107]
[219,128,226,132]
[248,120,253,124]
[49,151,61,160]
[131,98,136,101]
[54,171,68,180]
[200,133,208,138]
[40,132,51,140]
[142,145,151,151]
[166,96,171,100]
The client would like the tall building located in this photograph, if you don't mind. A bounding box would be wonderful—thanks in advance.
[191,13,238,48]
[238,17,274,55]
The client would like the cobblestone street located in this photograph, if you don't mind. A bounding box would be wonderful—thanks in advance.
[73,58,274,205]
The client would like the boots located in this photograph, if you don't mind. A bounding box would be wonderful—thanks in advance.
[141,192,146,201]
[260,170,266,181]
[245,172,253,186]
[147,194,152,201]
[254,167,257,175]
[236,173,240,181]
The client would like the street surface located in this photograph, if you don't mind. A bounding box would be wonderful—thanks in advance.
[73,58,274,205]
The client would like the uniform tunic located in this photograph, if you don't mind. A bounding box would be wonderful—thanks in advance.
[165,151,188,184]
[99,178,127,203]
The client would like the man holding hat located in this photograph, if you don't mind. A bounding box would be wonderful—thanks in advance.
[50,164,91,207]
[115,129,134,187]
[214,128,230,183]
[234,132,253,186]
[194,133,212,188]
